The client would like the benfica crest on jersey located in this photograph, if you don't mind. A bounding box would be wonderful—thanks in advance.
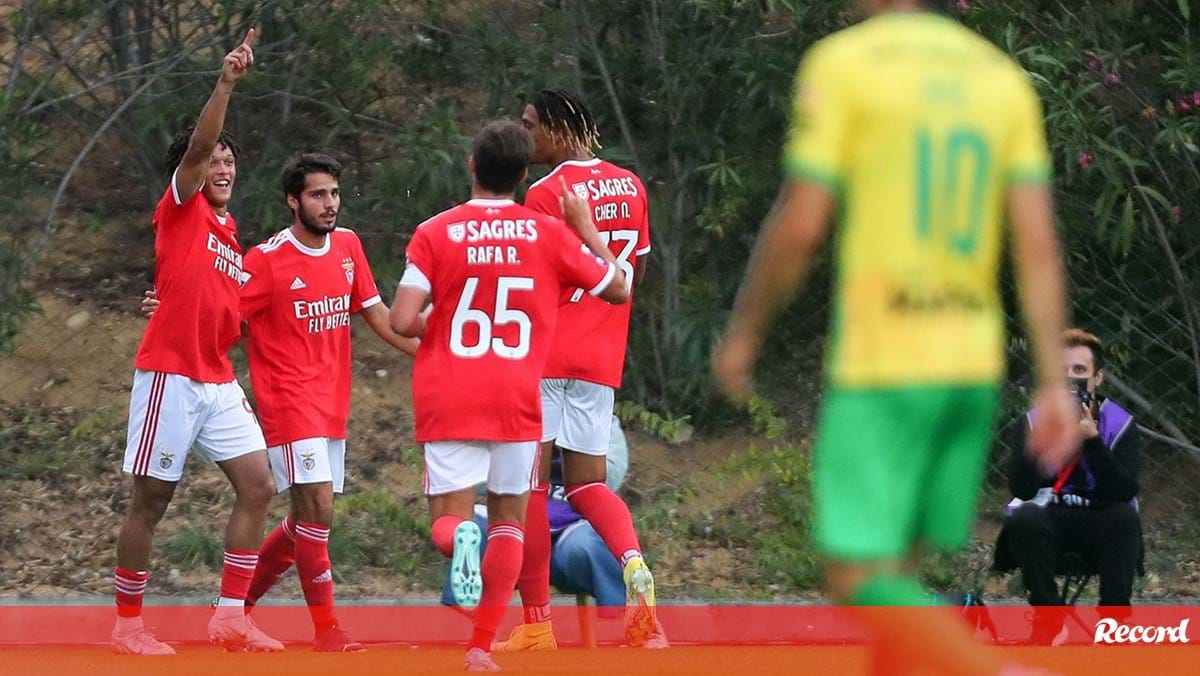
[571,181,590,201]
[341,257,355,284]
[447,221,466,243]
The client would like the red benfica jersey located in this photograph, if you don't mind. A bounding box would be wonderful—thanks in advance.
[239,228,381,447]
[403,198,615,443]
[525,158,650,388]
[134,175,245,383]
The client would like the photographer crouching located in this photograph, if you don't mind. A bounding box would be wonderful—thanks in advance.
[995,329,1142,628]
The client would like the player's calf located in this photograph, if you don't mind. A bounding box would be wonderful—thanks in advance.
[565,481,643,566]
[500,481,555,650]
[467,521,526,658]
[111,477,178,653]
[246,516,296,608]
[116,476,177,570]
[221,451,275,542]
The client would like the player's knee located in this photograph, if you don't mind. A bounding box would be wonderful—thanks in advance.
[131,493,171,524]
[237,474,276,509]
[130,479,174,521]
[293,487,334,525]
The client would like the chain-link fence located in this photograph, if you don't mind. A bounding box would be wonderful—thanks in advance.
[981,232,1200,597]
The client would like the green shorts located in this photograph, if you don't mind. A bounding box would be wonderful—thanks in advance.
[813,383,998,560]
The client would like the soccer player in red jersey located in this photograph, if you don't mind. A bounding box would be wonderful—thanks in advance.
[112,30,283,655]
[234,153,418,651]
[142,154,420,650]
[493,89,662,652]
[390,120,629,672]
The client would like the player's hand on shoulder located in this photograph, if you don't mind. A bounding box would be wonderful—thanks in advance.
[220,28,256,85]
[557,176,593,234]
[140,289,159,319]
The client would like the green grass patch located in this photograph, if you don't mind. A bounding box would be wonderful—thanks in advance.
[331,489,441,585]
[161,526,223,571]
[740,444,822,590]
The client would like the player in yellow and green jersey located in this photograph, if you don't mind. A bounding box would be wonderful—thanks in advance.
[714,1,1080,675]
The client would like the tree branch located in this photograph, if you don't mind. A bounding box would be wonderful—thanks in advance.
[18,1,117,112]
[571,1,647,179]
[5,0,37,97]
[1130,173,1200,405]
[0,51,190,309]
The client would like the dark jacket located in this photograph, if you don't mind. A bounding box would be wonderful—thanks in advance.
[993,398,1143,574]
[1007,398,1141,509]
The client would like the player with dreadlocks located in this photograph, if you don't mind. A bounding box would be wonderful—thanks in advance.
[486,89,664,652]
[111,29,283,655]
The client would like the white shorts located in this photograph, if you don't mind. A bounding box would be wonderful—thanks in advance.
[123,369,266,482]
[422,441,539,496]
[269,437,347,494]
[539,378,615,454]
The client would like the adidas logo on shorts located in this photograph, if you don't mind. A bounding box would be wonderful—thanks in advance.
[290,276,307,290]
[312,569,333,584]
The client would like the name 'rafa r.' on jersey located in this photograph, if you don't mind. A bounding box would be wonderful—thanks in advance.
[401,199,615,444]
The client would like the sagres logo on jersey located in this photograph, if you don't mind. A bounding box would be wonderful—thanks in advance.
[448,221,466,243]
[571,182,590,201]
[158,451,175,470]
[301,452,316,471]
[341,257,355,284]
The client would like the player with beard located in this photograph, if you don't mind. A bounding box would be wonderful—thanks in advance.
[143,153,418,651]
[232,153,420,651]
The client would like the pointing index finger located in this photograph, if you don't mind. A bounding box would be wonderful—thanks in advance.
[242,28,256,48]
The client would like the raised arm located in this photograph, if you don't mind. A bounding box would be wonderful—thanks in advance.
[174,29,256,200]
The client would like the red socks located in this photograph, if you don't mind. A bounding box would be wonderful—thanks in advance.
[468,522,525,652]
[247,516,296,607]
[219,549,258,605]
[294,521,336,631]
[114,567,148,618]
[431,514,465,558]
[243,517,337,633]
[518,484,552,624]
[566,482,642,564]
